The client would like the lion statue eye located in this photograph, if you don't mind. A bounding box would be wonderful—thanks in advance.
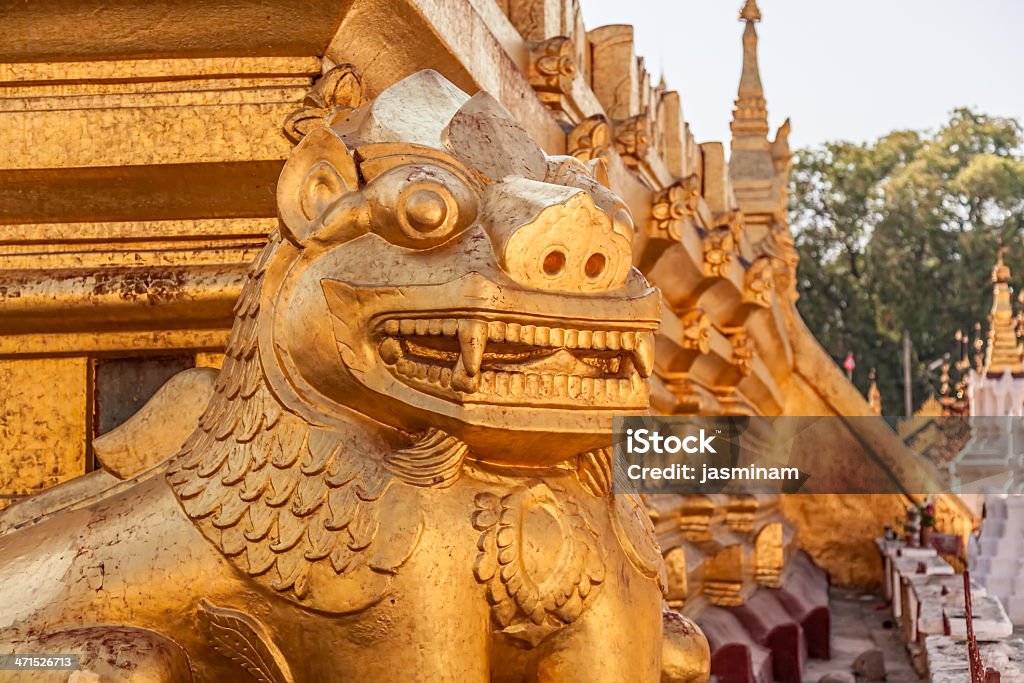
[400,185,454,235]
[365,165,478,248]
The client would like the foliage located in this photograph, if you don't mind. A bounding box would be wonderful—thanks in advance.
[790,109,1024,414]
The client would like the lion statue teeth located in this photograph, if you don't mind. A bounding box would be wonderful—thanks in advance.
[0,70,709,683]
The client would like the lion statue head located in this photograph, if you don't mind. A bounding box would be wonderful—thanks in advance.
[258,70,659,462]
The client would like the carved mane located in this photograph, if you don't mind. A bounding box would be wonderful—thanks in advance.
[166,231,430,604]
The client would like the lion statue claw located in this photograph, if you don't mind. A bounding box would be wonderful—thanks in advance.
[0,70,709,682]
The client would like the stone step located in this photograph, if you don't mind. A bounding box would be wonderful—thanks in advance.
[976,556,1022,577]
[1006,597,1024,625]
[976,552,1024,567]
[979,518,1024,537]
[983,519,1007,536]
[982,574,1015,597]
[979,535,1024,555]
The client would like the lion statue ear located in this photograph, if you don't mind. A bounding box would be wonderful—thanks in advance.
[277,126,361,245]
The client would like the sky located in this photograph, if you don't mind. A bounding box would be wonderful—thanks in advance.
[579,0,1024,149]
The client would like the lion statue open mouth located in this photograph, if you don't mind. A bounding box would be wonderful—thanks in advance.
[0,70,708,683]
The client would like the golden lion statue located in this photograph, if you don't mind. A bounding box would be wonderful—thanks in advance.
[0,70,709,682]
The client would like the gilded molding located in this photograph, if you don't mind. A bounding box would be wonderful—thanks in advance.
[0,56,320,85]
[714,209,746,244]
[701,227,736,278]
[0,329,231,357]
[568,114,612,163]
[703,544,746,607]
[743,255,777,307]
[526,36,578,96]
[770,228,800,302]
[680,309,712,355]
[283,64,366,143]
[0,218,276,246]
[725,328,754,376]
[650,175,700,241]
[655,375,713,416]
[613,114,650,168]
[1,102,301,169]
[676,496,715,542]
[754,522,784,588]
[725,496,758,532]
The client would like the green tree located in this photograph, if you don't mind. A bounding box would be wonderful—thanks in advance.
[790,109,1024,415]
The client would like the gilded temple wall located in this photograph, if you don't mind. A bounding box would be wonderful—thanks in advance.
[0,0,972,594]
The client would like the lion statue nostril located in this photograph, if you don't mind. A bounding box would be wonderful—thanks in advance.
[584,253,606,279]
[543,249,567,276]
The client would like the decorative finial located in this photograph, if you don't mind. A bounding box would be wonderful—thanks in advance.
[973,322,985,372]
[993,244,1011,283]
[954,329,970,371]
[740,0,762,23]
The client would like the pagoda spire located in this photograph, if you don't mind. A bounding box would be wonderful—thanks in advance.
[727,0,791,212]
[983,247,1024,375]
[731,0,769,145]
[727,0,797,299]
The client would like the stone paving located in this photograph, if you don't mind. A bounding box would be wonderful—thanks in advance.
[924,636,1024,682]
[804,587,923,683]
